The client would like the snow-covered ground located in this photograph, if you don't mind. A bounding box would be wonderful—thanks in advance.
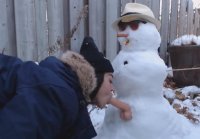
[163,85,200,124]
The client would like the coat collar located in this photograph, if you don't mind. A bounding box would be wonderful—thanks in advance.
[60,51,97,102]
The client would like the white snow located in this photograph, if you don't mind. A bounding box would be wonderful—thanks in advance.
[163,87,175,99]
[90,85,200,132]
[89,21,200,139]
[88,105,105,133]
[181,86,200,96]
[193,0,200,8]
[171,34,200,46]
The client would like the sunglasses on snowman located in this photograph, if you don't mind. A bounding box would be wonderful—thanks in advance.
[117,20,147,31]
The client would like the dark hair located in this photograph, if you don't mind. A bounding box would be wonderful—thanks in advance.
[80,37,114,100]
[89,73,104,100]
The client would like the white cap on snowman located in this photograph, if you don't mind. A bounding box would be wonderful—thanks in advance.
[112,3,161,31]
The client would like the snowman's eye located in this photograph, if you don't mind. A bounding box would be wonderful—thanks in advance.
[118,21,127,31]
[124,61,128,65]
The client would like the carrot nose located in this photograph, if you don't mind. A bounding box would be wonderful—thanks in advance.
[117,34,128,38]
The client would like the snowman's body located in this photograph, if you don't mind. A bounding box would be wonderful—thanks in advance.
[95,22,198,139]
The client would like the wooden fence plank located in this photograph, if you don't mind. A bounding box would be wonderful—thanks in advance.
[0,0,8,53]
[197,9,200,35]
[198,28,200,36]
[35,0,48,61]
[47,0,64,57]
[6,0,16,56]
[160,0,170,61]
[187,0,194,34]
[69,0,85,52]
[169,0,179,43]
[89,0,106,52]
[194,9,200,35]
[135,0,160,21]
[178,0,187,36]
[0,0,16,56]
[136,0,151,7]
[63,0,70,51]
[151,0,160,20]
[121,0,133,11]
[14,0,38,61]
[106,0,119,61]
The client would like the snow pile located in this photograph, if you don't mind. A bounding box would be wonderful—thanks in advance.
[171,35,200,46]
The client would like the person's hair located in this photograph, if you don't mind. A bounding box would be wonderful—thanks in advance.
[80,37,114,100]
[89,73,104,100]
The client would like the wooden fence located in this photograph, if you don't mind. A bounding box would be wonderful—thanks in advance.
[0,0,200,64]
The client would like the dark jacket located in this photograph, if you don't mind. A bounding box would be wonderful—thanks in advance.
[0,51,97,139]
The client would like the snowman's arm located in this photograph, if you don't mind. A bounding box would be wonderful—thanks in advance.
[110,98,132,121]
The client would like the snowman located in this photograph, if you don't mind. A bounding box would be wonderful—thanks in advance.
[95,3,200,139]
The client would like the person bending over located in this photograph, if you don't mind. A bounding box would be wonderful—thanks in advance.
[0,36,132,139]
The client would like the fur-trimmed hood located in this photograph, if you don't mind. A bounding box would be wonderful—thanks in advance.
[60,51,97,102]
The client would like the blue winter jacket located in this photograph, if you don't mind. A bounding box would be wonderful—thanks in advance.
[0,53,97,139]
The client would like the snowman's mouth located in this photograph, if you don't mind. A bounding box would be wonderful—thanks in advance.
[117,34,130,46]
[123,38,129,46]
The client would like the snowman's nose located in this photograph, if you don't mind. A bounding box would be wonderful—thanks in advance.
[117,33,128,38]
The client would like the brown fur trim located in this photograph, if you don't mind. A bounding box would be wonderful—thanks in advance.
[60,51,96,102]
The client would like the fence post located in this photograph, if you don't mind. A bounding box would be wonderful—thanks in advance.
[35,0,48,61]
[160,0,170,62]
[151,0,160,20]
[89,0,106,52]
[178,0,188,36]
[63,0,70,51]
[136,0,151,7]
[194,9,200,35]
[14,0,38,61]
[121,0,133,11]
[169,0,179,43]
[47,0,65,57]
[0,0,16,56]
[106,0,119,61]
[69,0,85,52]
[187,0,194,34]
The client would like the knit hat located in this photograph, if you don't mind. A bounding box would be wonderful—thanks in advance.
[80,36,114,99]
[80,37,114,74]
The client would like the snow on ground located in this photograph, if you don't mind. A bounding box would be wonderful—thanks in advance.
[163,86,200,124]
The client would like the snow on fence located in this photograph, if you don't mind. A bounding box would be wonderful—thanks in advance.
[0,0,200,63]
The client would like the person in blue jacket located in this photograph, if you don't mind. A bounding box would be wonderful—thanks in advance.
[0,37,132,139]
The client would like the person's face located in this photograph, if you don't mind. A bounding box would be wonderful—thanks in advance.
[93,73,114,108]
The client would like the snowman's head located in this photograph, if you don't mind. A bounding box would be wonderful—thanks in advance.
[113,3,161,31]
[112,3,161,52]
[116,21,161,51]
